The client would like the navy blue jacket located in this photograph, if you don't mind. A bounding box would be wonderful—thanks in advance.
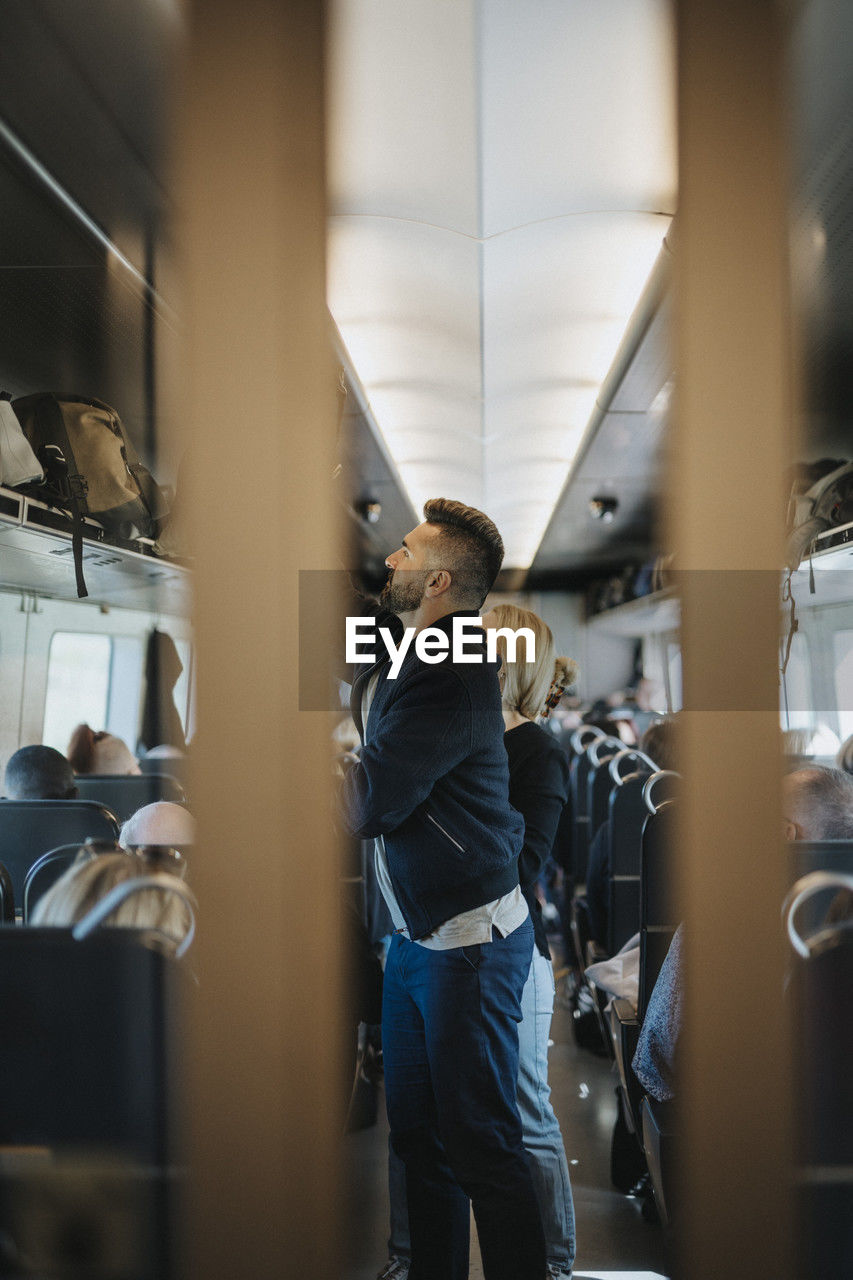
[339,609,524,939]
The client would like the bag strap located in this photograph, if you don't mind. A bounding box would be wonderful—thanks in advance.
[72,873,197,958]
[38,395,92,598]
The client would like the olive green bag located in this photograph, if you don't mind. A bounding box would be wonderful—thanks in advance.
[12,393,169,597]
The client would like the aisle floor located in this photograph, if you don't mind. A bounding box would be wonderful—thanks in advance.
[342,974,671,1279]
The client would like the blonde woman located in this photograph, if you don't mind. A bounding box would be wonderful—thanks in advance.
[482,603,578,1280]
[30,850,194,953]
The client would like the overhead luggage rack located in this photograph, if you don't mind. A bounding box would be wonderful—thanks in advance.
[0,484,191,616]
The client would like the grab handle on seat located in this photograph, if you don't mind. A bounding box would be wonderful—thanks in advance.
[782,871,853,958]
[72,873,198,958]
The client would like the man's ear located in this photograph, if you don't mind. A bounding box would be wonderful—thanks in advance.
[784,818,802,841]
[426,568,452,597]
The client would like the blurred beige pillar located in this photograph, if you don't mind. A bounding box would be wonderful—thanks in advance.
[672,2,795,1276]
[179,2,341,1276]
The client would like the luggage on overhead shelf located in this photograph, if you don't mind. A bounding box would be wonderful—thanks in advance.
[11,393,169,598]
[786,458,853,572]
[0,393,43,487]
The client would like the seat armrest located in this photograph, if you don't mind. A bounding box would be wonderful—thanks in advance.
[610,996,638,1028]
[585,939,610,967]
[608,999,645,1134]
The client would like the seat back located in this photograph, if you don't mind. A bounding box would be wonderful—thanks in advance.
[790,839,853,880]
[74,773,187,824]
[792,925,853,1278]
[0,927,177,1163]
[0,860,14,922]
[23,844,86,922]
[586,742,626,849]
[572,735,621,883]
[0,800,119,904]
[638,801,679,1022]
[607,768,654,954]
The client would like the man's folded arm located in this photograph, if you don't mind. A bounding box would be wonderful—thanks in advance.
[338,666,472,838]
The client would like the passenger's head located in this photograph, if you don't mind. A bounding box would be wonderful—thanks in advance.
[783,766,853,841]
[143,744,185,761]
[4,745,77,800]
[30,851,192,947]
[836,734,853,776]
[67,724,141,776]
[481,604,578,721]
[640,718,679,774]
[381,498,504,617]
[120,801,195,850]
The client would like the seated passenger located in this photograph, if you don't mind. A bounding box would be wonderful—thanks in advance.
[67,724,141,776]
[785,765,853,925]
[142,744,186,763]
[120,801,195,850]
[3,745,78,800]
[30,850,193,951]
[633,765,853,1104]
[783,765,853,841]
[632,924,684,1102]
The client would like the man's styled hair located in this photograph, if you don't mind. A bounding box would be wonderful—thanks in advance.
[4,745,77,800]
[787,766,853,839]
[423,498,504,608]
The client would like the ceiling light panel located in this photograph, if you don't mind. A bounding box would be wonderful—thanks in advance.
[327,0,677,567]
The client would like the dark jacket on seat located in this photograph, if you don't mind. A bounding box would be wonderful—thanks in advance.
[340,609,524,940]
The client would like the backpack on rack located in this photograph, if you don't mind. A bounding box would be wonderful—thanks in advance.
[11,393,169,598]
[786,458,853,572]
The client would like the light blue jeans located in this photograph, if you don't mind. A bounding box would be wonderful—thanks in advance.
[388,950,576,1273]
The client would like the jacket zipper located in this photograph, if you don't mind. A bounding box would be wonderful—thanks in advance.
[425,811,465,852]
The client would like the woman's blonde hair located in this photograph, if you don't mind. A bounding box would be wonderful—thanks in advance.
[30,851,192,946]
[487,604,578,721]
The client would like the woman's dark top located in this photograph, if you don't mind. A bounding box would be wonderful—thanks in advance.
[504,721,571,959]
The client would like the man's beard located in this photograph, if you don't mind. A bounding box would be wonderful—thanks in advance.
[379,567,430,616]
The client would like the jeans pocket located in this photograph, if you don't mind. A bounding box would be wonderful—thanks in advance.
[461,943,483,969]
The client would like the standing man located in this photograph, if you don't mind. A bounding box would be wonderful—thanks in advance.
[340,499,546,1280]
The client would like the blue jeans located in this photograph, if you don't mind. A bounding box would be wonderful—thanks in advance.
[517,950,576,1272]
[382,920,545,1280]
[388,950,576,1273]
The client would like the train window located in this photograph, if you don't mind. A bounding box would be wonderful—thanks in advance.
[106,636,145,750]
[833,629,853,741]
[42,632,113,753]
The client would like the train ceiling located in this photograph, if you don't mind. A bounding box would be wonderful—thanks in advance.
[326,0,678,571]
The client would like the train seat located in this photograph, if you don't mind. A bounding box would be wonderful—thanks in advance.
[0,926,182,1277]
[587,742,634,852]
[790,913,853,1278]
[567,726,607,885]
[640,1096,677,1227]
[608,769,655,955]
[611,799,680,1139]
[0,801,119,907]
[22,845,84,922]
[74,774,187,824]
[790,837,853,880]
[0,861,14,923]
